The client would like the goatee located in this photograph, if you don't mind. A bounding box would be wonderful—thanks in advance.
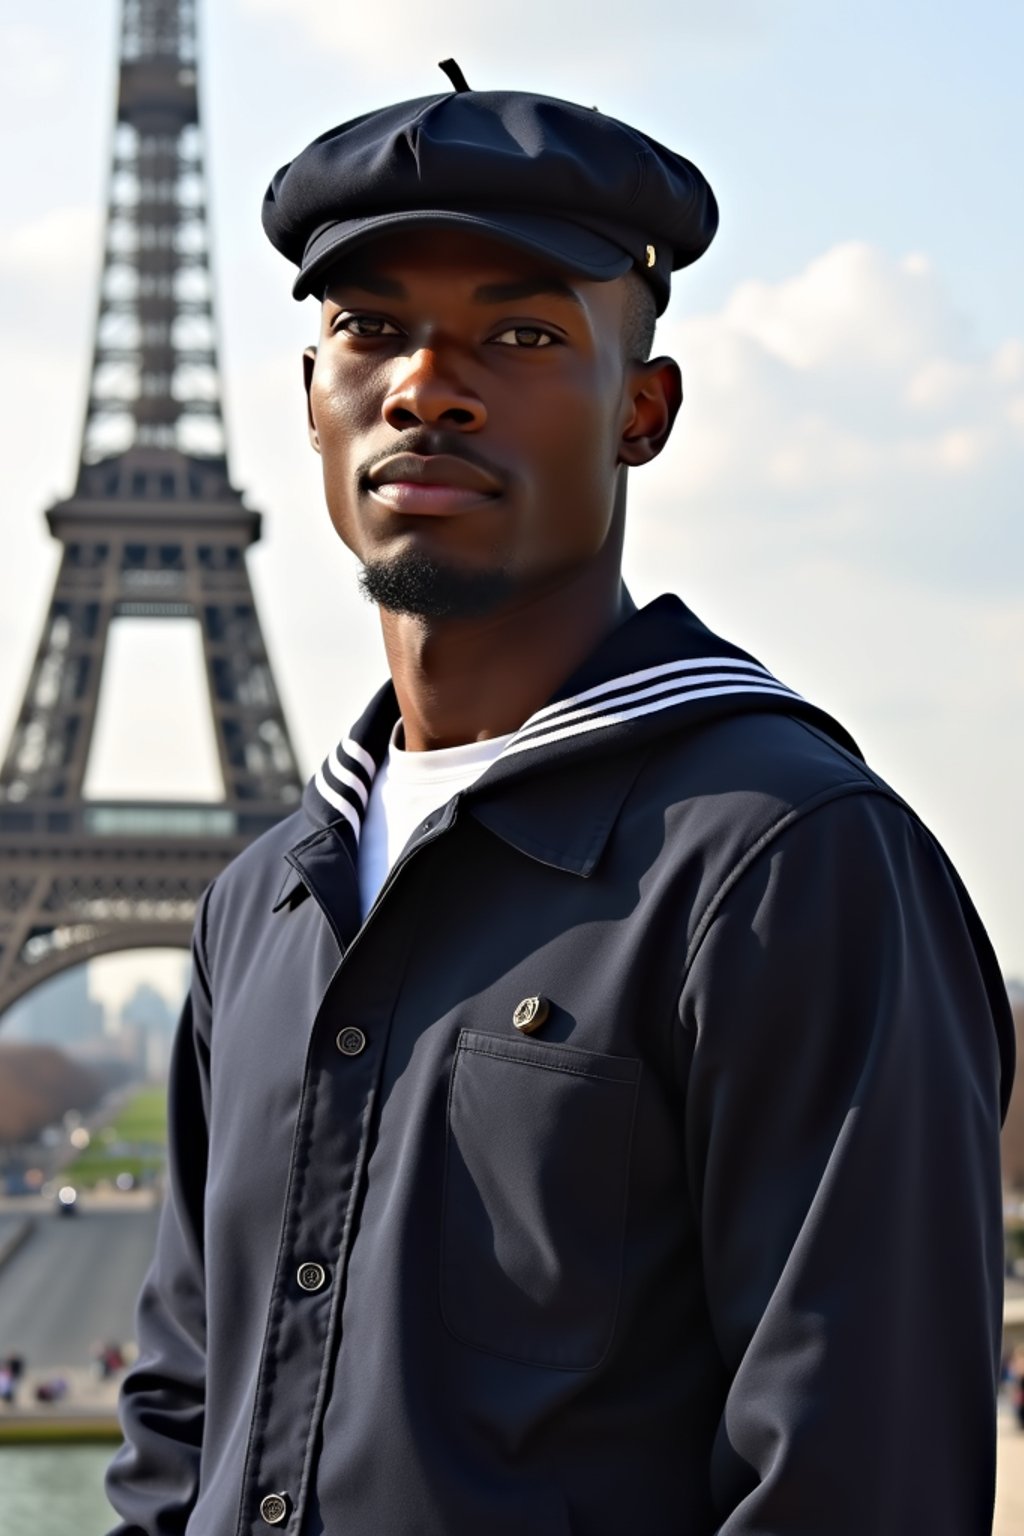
[359,553,515,620]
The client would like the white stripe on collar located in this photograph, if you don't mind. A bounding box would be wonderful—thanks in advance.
[315,734,380,842]
[327,746,370,807]
[341,733,377,779]
[502,679,798,758]
[522,655,774,727]
[512,662,790,744]
[314,768,363,839]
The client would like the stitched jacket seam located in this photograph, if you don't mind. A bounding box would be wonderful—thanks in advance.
[680,780,908,989]
[461,1042,639,1084]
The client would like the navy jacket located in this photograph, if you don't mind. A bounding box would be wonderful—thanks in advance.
[106,596,1013,1536]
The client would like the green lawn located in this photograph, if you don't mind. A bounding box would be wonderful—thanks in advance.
[64,1150,165,1187]
[104,1087,167,1146]
[65,1085,168,1188]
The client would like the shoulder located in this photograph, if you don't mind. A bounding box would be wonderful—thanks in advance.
[647,705,895,828]
[629,706,910,928]
[662,712,1013,1108]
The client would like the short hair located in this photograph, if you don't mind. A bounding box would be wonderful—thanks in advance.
[621,270,658,363]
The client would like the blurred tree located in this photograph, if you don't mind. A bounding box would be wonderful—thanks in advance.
[0,1043,102,1143]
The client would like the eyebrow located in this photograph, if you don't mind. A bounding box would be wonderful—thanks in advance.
[472,277,583,307]
[324,273,405,300]
[324,273,582,307]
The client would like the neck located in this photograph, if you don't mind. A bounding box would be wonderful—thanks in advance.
[379,558,633,752]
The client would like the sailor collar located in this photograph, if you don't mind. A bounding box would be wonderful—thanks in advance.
[273,595,860,922]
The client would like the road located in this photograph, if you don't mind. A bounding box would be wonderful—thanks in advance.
[0,1214,24,1249]
[0,1205,159,1370]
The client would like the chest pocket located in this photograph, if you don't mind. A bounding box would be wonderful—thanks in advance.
[441,1027,641,1370]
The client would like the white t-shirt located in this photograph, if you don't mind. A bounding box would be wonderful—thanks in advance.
[358,724,514,918]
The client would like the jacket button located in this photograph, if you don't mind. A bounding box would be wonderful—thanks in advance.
[297,1261,327,1293]
[259,1491,290,1525]
[512,996,550,1034]
[336,1026,366,1056]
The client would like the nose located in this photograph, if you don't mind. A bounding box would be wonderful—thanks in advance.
[382,346,487,432]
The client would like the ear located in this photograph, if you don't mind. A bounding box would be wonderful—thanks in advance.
[303,346,321,454]
[617,356,683,468]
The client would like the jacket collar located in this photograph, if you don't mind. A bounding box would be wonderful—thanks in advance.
[297,593,861,875]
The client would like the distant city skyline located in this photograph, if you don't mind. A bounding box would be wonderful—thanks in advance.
[0,1,1020,978]
[3,952,190,1052]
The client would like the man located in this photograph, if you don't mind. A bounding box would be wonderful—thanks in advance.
[107,67,1014,1536]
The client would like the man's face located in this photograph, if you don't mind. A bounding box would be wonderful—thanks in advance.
[304,229,648,617]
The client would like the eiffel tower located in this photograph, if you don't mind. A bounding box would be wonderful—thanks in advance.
[0,0,302,1016]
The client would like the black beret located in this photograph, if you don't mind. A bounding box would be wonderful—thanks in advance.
[262,77,718,315]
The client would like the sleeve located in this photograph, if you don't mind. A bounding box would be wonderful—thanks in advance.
[679,790,1012,1535]
[104,885,215,1536]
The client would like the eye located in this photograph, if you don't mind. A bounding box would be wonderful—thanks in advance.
[491,326,556,348]
[335,314,402,338]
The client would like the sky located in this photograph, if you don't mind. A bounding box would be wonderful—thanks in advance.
[0,0,1022,989]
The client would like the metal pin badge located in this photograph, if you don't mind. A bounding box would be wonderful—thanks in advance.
[512,996,550,1034]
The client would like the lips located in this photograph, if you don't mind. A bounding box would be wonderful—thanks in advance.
[366,453,502,516]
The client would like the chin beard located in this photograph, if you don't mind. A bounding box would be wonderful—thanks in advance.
[359,552,516,619]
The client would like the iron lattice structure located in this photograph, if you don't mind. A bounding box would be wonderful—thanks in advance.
[0,0,302,1015]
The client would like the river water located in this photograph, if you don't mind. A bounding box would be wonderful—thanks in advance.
[1,1445,115,1534]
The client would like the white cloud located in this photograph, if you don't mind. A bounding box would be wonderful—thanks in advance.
[720,245,966,371]
[636,241,1024,594]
